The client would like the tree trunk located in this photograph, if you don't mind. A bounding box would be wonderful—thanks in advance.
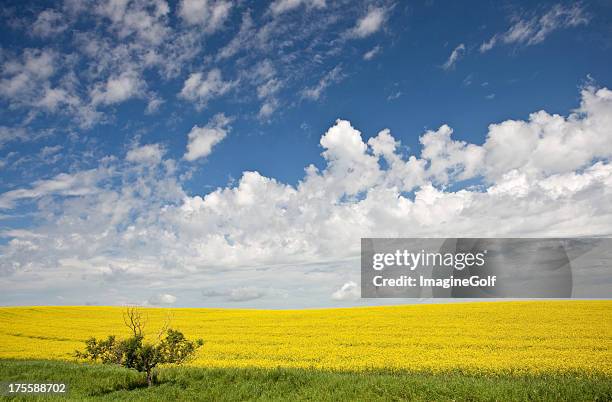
[146,369,152,387]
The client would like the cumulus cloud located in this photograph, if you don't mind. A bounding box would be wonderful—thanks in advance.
[184,113,231,161]
[481,88,612,180]
[178,0,233,32]
[420,124,484,183]
[331,281,360,301]
[90,72,144,105]
[347,6,388,39]
[480,4,589,52]
[1,86,612,305]
[442,43,465,70]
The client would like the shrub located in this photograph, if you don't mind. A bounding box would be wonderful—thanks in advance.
[76,307,203,386]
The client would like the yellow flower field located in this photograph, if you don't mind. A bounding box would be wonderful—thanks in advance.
[0,301,610,375]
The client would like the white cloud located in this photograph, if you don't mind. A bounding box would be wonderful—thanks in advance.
[0,0,394,137]
[179,69,234,107]
[216,12,254,60]
[481,87,612,180]
[0,49,56,101]
[178,0,233,33]
[387,91,401,101]
[227,287,267,302]
[420,124,485,183]
[0,126,29,149]
[442,43,465,70]
[248,60,283,120]
[91,72,144,106]
[184,113,231,161]
[126,143,166,165]
[0,126,55,151]
[40,145,63,158]
[32,9,69,38]
[0,1,208,131]
[37,87,79,111]
[348,6,388,39]
[363,45,381,60]
[95,0,170,45]
[258,99,279,120]
[206,2,380,123]
[301,66,343,100]
[257,78,282,99]
[269,0,326,16]
[479,37,497,53]
[480,4,589,52]
[0,0,213,130]
[148,293,177,305]
[0,168,109,209]
[145,95,164,114]
[202,286,286,302]
[331,281,359,301]
[2,86,612,306]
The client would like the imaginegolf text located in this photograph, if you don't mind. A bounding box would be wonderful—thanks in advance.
[373,275,497,289]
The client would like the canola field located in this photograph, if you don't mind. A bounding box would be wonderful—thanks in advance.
[0,301,610,375]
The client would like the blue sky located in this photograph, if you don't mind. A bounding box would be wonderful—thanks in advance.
[1,0,611,307]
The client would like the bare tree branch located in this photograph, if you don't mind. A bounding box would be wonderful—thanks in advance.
[123,306,147,337]
[156,310,174,340]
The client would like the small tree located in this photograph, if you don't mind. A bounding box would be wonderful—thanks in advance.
[76,307,203,386]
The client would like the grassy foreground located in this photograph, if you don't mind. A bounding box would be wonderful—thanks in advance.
[1,359,611,401]
[1,301,611,374]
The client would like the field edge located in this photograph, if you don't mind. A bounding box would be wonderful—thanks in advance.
[1,359,611,401]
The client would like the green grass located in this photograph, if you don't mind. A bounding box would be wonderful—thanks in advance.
[0,360,611,401]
